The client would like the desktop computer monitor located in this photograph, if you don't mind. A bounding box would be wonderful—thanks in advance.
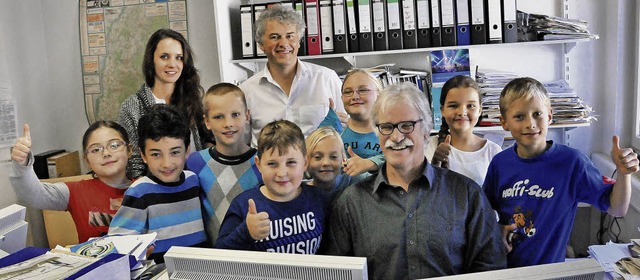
[426,258,605,280]
[164,246,368,280]
[0,204,28,256]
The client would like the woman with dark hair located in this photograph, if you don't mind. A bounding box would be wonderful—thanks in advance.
[10,121,132,242]
[119,28,213,179]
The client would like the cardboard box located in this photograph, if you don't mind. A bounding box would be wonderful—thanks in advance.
[34,149,65,179]
[47,151,80,179]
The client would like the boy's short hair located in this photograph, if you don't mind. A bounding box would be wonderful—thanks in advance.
[257,120,306,159]
[499,77,551,116]
[203,83,247,115]
[137,104,191,153]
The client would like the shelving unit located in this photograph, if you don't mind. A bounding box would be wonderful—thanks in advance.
[211,0,593,147]
[231,38,590,64]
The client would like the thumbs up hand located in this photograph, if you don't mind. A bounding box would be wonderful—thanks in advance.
[611,135,639,175]
[431,135,452,169]
[342,146,377,176]
[246,199,271,241]
[11,124,32,166]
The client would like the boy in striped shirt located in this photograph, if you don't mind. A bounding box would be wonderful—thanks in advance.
[109,104,207,263]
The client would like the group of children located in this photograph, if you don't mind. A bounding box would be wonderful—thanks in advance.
[11,70,639,271]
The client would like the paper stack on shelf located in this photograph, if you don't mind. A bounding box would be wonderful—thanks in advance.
[476,69,520,126]
[476,70,596,126]
[544,80,596,125]
[517,10,599,41]
[340,64,430,95]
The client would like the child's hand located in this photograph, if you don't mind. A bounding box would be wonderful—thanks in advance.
[246,199,270,241]
[611,135,639,175]
[501,223,517,253]
[329,98,349,129]
[431,135,451,168]
[11,124,32,166]
[343,146,376,176]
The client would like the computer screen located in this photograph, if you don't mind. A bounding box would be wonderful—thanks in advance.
[0,204,28,256]
[164,246,368,280]
[425,258,604,280]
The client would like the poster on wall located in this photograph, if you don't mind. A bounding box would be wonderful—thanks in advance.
[79,0,188,123]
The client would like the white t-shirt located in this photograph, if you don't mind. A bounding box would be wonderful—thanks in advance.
[425,135,502,186]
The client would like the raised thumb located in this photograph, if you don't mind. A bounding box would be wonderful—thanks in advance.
[248,199,257,214]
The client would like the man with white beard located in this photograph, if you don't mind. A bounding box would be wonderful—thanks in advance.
[323,83,506,280]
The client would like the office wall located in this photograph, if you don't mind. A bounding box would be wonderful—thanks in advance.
[0,0,220,247]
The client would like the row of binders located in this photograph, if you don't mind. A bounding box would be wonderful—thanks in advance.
[240,0,519,58]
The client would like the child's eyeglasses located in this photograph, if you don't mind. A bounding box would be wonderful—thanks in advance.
[376,119,423,135]
[86,140,127,155]
[342,88,373,97]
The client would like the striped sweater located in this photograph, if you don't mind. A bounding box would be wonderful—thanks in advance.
[108,170,207,263]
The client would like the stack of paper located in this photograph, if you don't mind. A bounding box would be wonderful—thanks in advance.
[476,69,520,126]
[588,242,631,276]
[517,10,599,41]
[476,69,596,126]
[58,232,157,271]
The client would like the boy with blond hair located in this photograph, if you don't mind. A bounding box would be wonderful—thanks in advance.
[186,83,262,244]
[483,77,639,267]
[215,120,328,253]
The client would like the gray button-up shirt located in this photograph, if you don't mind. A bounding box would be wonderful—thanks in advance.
[324,159,506,279]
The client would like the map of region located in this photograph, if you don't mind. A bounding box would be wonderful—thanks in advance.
[79,0,187,123]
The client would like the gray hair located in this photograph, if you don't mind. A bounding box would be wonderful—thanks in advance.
[254,5,306,46]
[372,82,433,135]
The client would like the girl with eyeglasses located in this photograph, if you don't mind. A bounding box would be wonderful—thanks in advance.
[10,121,132,242]
[425,75,502,186]
[340,69,385,176]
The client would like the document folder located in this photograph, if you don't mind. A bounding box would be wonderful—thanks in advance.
[387,0,404,49]
[346,0,360,52]
[332,0,349,53]
[486,0,502,43]
[430,0,442,47]
[372,0,389,50]
[469,0,486,44]
[293,0,308,56]
[440,0,457,46]
[254,4,267,57]
[456,0,471,45]
[305,0,322,55]
[501,0,517,43]
[240,5,254,58]
[416,0,431,48]
[358,0,374,52]
[319,0,334,53]
[402,0,418,49]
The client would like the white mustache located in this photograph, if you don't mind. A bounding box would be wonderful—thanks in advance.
[384,138,415,150]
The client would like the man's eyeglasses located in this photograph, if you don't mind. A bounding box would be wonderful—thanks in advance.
[86,140,127,155]
[376,119,423,135]
[342,88,373,97]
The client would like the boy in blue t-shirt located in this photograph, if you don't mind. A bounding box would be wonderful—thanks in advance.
[109,104,207,263]
[483,77,639,267]
[215,120,328,253]
[186,83,262,245]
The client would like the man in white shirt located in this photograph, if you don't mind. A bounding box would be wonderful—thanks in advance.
[240,5,346,147]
